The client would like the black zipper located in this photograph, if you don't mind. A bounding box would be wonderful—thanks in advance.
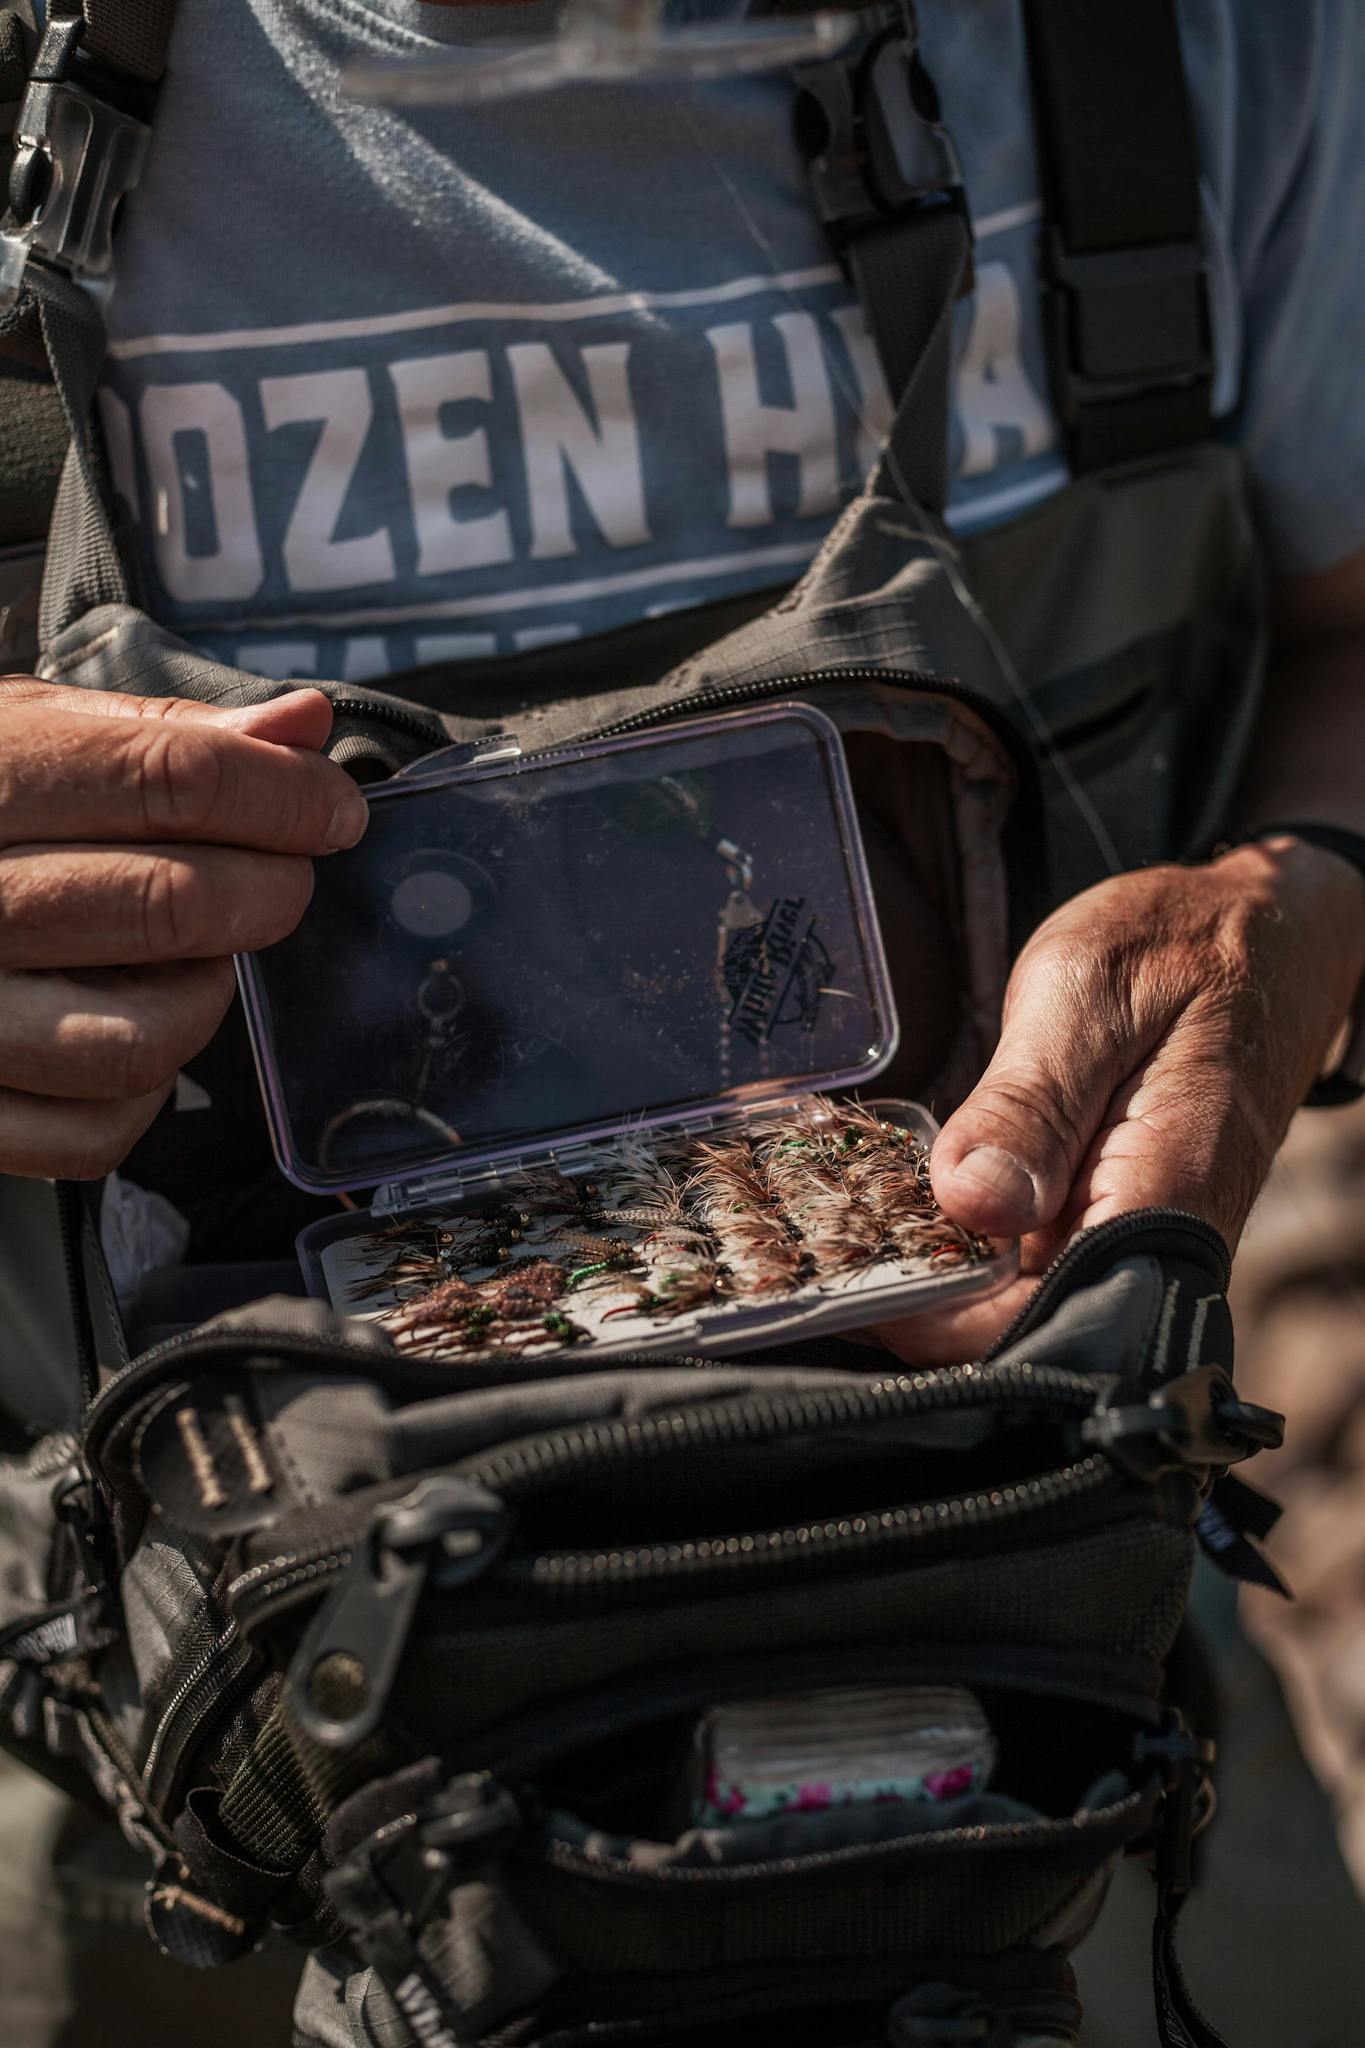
[140,1624,255,1810]
[227,1357,1106,1631]
[576,663,1033,787]
[225,1365,1133,1753]
[520,1457,1110,1595]
[230,1454,1118,1661]
[325,693,446,748]
[228,1443,1115,1640]
[982,1210,1231,1363]
[454,1359,1093,1500]
[81,1702,180,1858]
[534,1783,1151,1890]
[330,663,1031,786]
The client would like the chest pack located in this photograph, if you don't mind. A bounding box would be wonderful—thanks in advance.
[0,4,1287,2045]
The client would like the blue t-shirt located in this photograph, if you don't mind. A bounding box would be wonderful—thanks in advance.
[99,0,1365,684]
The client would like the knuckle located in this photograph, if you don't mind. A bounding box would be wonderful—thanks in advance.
[0,848,55,960]
[981,1071,1088,1161]
[133,725,227,840]
[181,953,238,1025]
[122,966,234,1086]
[22,1108,145,1182]
[137,851,203,957]
[253,855,315,943]
[69,1108,158,1179]
[63,1125,130,1180]
[102,1014,180,1101]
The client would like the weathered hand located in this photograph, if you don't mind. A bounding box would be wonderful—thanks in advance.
[874,841,1365,1363]
[0,678,368,1179]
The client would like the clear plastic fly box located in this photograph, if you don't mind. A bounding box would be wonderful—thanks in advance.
[238,703,1018,1367]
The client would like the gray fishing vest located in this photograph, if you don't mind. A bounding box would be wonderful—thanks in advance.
[0,0,1265,1414]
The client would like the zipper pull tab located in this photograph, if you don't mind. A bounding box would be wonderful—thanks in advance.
[289,1478,507,1751]
[1082,1364,1283,1482]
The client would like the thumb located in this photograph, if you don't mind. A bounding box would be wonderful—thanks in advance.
[930,944,1145,1237]
[223,688,335,750]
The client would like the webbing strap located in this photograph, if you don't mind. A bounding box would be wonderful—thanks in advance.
[33,260,129,645]
[0,14,62,559]
[793,11,971,515]
[0,0,176,589]
[1020,0,1212,471]
[856,204,969,514]
[51,0,178,84]
[1153,1886,1231,2048]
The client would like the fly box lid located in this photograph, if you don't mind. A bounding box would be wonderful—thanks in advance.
[237,702,900,1205]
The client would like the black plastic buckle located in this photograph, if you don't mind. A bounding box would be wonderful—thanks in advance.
[1132,1713,1217,1894]
[52,1458,117,1607]
[1,18,151,305]
[1042,228,1212,420]
[795,3,970,273]
[324,1775,520,2048]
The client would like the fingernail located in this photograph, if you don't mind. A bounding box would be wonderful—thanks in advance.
[952,1145,1039,1219]
[324,785,369,850]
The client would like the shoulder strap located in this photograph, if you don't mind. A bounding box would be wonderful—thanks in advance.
[794,6,972,513]
[0,3,176,1404]
[62,0,178,85]
[1020,0,1213,472]
[0,0,177,652]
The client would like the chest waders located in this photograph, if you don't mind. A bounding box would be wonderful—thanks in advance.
[0,6,1280,2046]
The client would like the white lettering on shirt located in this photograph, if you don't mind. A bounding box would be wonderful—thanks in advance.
[389,350,513,577]
[340,635,390,681]
[513,622,581,649]
[139,380,265,603]
[260,368,396,593]
[706,311,839,529]
[248,640,319,680]
[413,632,498,663]
[507,340,650,561]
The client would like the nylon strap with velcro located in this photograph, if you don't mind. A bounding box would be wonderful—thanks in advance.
[1020,0,1213,472]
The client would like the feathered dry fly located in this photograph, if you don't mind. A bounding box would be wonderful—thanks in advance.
[689,1138,805,1296]
[350,1095,990,1360]
[752,1124,881,1277]
[387,1257,572,1355]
